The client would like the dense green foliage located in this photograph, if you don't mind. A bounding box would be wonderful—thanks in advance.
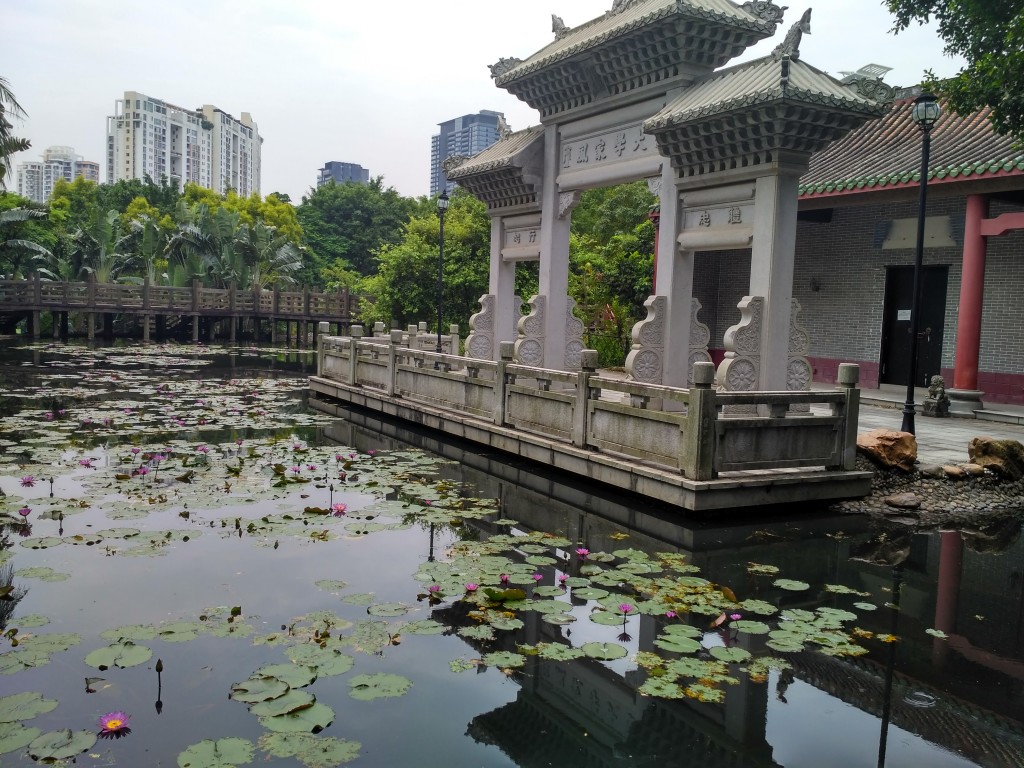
[0,76,31,189]
[887,0,1024,136]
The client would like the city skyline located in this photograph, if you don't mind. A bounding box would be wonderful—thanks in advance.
[5,0,964,202]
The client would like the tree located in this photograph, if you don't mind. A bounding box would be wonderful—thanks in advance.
[0,200,51,278]
[297,177,417,285]
[0,77,30,190]
[887,1,1024,136]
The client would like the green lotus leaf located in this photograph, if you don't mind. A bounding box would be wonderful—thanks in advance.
[13,566,70,582]
[366,603,408,617]
[747,563,780,576]
[458,625,495,642]
[676,576,711,587]
[766,638,805,653]
[449,658,478,673]
[578,564,604,576]
[483,651,526,668]
[340,593,375,606]
[685,684,726,704]
[541,613,577,625]
[340,620,394,654]
[314,580,348,593]
[774,579,811,591]
[612,548,652,562]
[517,544,550,554]
[666,656,729,680]
[782,608,815,621]
[589,611,626,626]
[654,635,702,654]
[739,599,778,616]
[249,690,315,718]
[28,729,97,761]
[562,577,590,588]
[230,675,290,703]
[399,620,444,636]
[257,733,361,767]
[586,552,615,562]
[285,646,354,677]
[581,642,628,660]
[532,586,566,597]
[731,620,770,635]
[177,737,255,767]
[709,646,751,663]
[537,643,585,661]
[0,721,41,755]
[638,678,686,699]
[85,640,153,670]
[19,537,64,550]
[96,527,142,539]
[525,554,557,566]
[744,656,793,680]
[348,673,413,701]
[0,692,58,723]
[825,583,870,596]
[100,623,159,642]
[11,615,48,629]
[256,663,318,689]
[0,650,50,675]
[571,587,610,601]
[816,607,858,623]
[158,621,205,642]
[853,602,878,611]
[259,701,335,733]
[662,624,702,638]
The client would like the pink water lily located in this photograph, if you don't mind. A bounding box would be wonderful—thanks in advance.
[331,503,347,516]
[18,506,31,517]
[499,574,510,585]
[619,603,635,615]
[98,710,130,735]
[465,583,479,592]
[20,476,35,487]
[575,548,589,559]
[428,585,441,593]
[532,573,543,582]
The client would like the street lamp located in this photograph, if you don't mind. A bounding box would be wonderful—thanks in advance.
[901,93,941,435]
[436,189,450,356]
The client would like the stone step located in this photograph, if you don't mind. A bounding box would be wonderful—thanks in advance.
[975,410,1024,426]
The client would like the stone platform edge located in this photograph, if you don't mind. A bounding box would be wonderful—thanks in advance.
[309,376,873,513]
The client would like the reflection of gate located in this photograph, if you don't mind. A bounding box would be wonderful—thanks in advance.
[880,266,948,387]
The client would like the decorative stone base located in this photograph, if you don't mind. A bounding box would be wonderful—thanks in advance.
[947,388,984,418]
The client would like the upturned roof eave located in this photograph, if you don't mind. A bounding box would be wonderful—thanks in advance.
[798,165,1024,200]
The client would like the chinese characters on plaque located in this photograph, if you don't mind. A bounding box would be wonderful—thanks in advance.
[688,206,748,229]
[505,228,539,248]
[560,123,650,171]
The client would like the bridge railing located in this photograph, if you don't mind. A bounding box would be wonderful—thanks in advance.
[0,275,354,320]
[315,331,861,481]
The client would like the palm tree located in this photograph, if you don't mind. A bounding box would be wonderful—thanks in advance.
[0,77,31,190]
[0,207,51,278]
[234,221,303,290]
[123,214,166,285]
[72,208,130,284]
[166,203,240,287]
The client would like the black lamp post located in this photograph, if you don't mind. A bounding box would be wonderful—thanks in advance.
[435,189,450,356]
[901,93,941,435]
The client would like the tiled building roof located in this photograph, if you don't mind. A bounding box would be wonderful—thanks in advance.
[800,98,1024,198]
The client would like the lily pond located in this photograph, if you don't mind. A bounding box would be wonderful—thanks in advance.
[1,342,1023,768]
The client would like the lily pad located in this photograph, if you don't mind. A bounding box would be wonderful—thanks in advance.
[348,672,413,701]
[85,640,153,670]
[581,642,628,660]
[537,643,585,661]
[285,646,354,677]
[256,663,318,689]
[314,580,348,593]
[774,579,811,592]
[14,567,70,582]
[458,625,495,642]
[230,676,290,704]
[259,701,335,734]
[0,692,58,723]
[366,603,408,618]
[402,620,446,635]
[257,733,361,767]
[0,721,41,755]
[249,690,316,718]
[589,611,627,626]
[731,620,770,635]
[483,651,526,668]
[638,678,686,699]
[654,635,702,654]
[28,729,98,761]
[541,613,577,625]
[178,737,255,767]
[571,587,610,601]
[709,646,752,663]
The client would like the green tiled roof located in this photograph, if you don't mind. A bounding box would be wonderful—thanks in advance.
[800,98,1024,197]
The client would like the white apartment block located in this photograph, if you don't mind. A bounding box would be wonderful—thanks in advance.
[15,146,97,203]
[106,91,262,196]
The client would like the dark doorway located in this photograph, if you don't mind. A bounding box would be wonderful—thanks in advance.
[880,265,949,387]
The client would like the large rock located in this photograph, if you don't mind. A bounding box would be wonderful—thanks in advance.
[857,428,917,472]
[968,437,1024,480]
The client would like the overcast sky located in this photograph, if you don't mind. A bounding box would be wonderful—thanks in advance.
[4,0,963,202]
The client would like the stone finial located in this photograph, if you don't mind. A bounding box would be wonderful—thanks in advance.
[552,14,570,40]
[496,114,512,140]
[772,8,811,61]
[442,155,469,174]
[609,0,644,14]
[489,57,523,79]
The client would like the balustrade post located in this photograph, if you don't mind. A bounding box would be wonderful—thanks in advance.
[572,349,599,448]
[833,364,861,470]
[143,277,150,310]
[387,329,404,397]
[349,325,363,385]
[681,362,717,480]
[317,322,329,375]
[493,341,515,427]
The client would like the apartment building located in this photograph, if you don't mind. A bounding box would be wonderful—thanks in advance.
[106,91,261,196]
[430,110,506,197]
[317,161,370,187]
[15,146,98,202]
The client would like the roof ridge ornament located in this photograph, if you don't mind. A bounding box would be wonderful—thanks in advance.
[740,1,788,25]
[552,14,570,40]
[772,7,811,61]
[489,57,523,79]
[442,155,470,174]
[496,115,513,140]
[608,0,645,16]
[839,64,897,104]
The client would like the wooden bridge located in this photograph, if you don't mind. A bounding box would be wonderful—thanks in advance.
[0,274,355,344]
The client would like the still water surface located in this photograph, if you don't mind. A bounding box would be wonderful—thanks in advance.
[0,342,1021,767]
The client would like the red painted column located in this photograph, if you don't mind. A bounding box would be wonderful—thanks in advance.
[953,194,988,392]
[932,530,964,666]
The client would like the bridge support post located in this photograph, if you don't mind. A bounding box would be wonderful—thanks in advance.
[142,315,151,343]
[51,312,59,340]
[191,315,200,343]
[86,313,95,341]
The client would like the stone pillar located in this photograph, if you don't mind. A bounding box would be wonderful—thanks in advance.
[538,124,573,370]
[491,216,518,359]
[932,531,963,666]
[749,172,800,391]
[654,164,692,390]
[949,194,988,415]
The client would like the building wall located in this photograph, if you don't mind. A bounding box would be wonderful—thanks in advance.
[430,111,504,197]
[693,193,1024,405]
[15,146,99,202]
[318,162,369,186]
[107,91,259,196]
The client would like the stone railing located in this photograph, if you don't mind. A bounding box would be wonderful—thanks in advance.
[317,330,862,481]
